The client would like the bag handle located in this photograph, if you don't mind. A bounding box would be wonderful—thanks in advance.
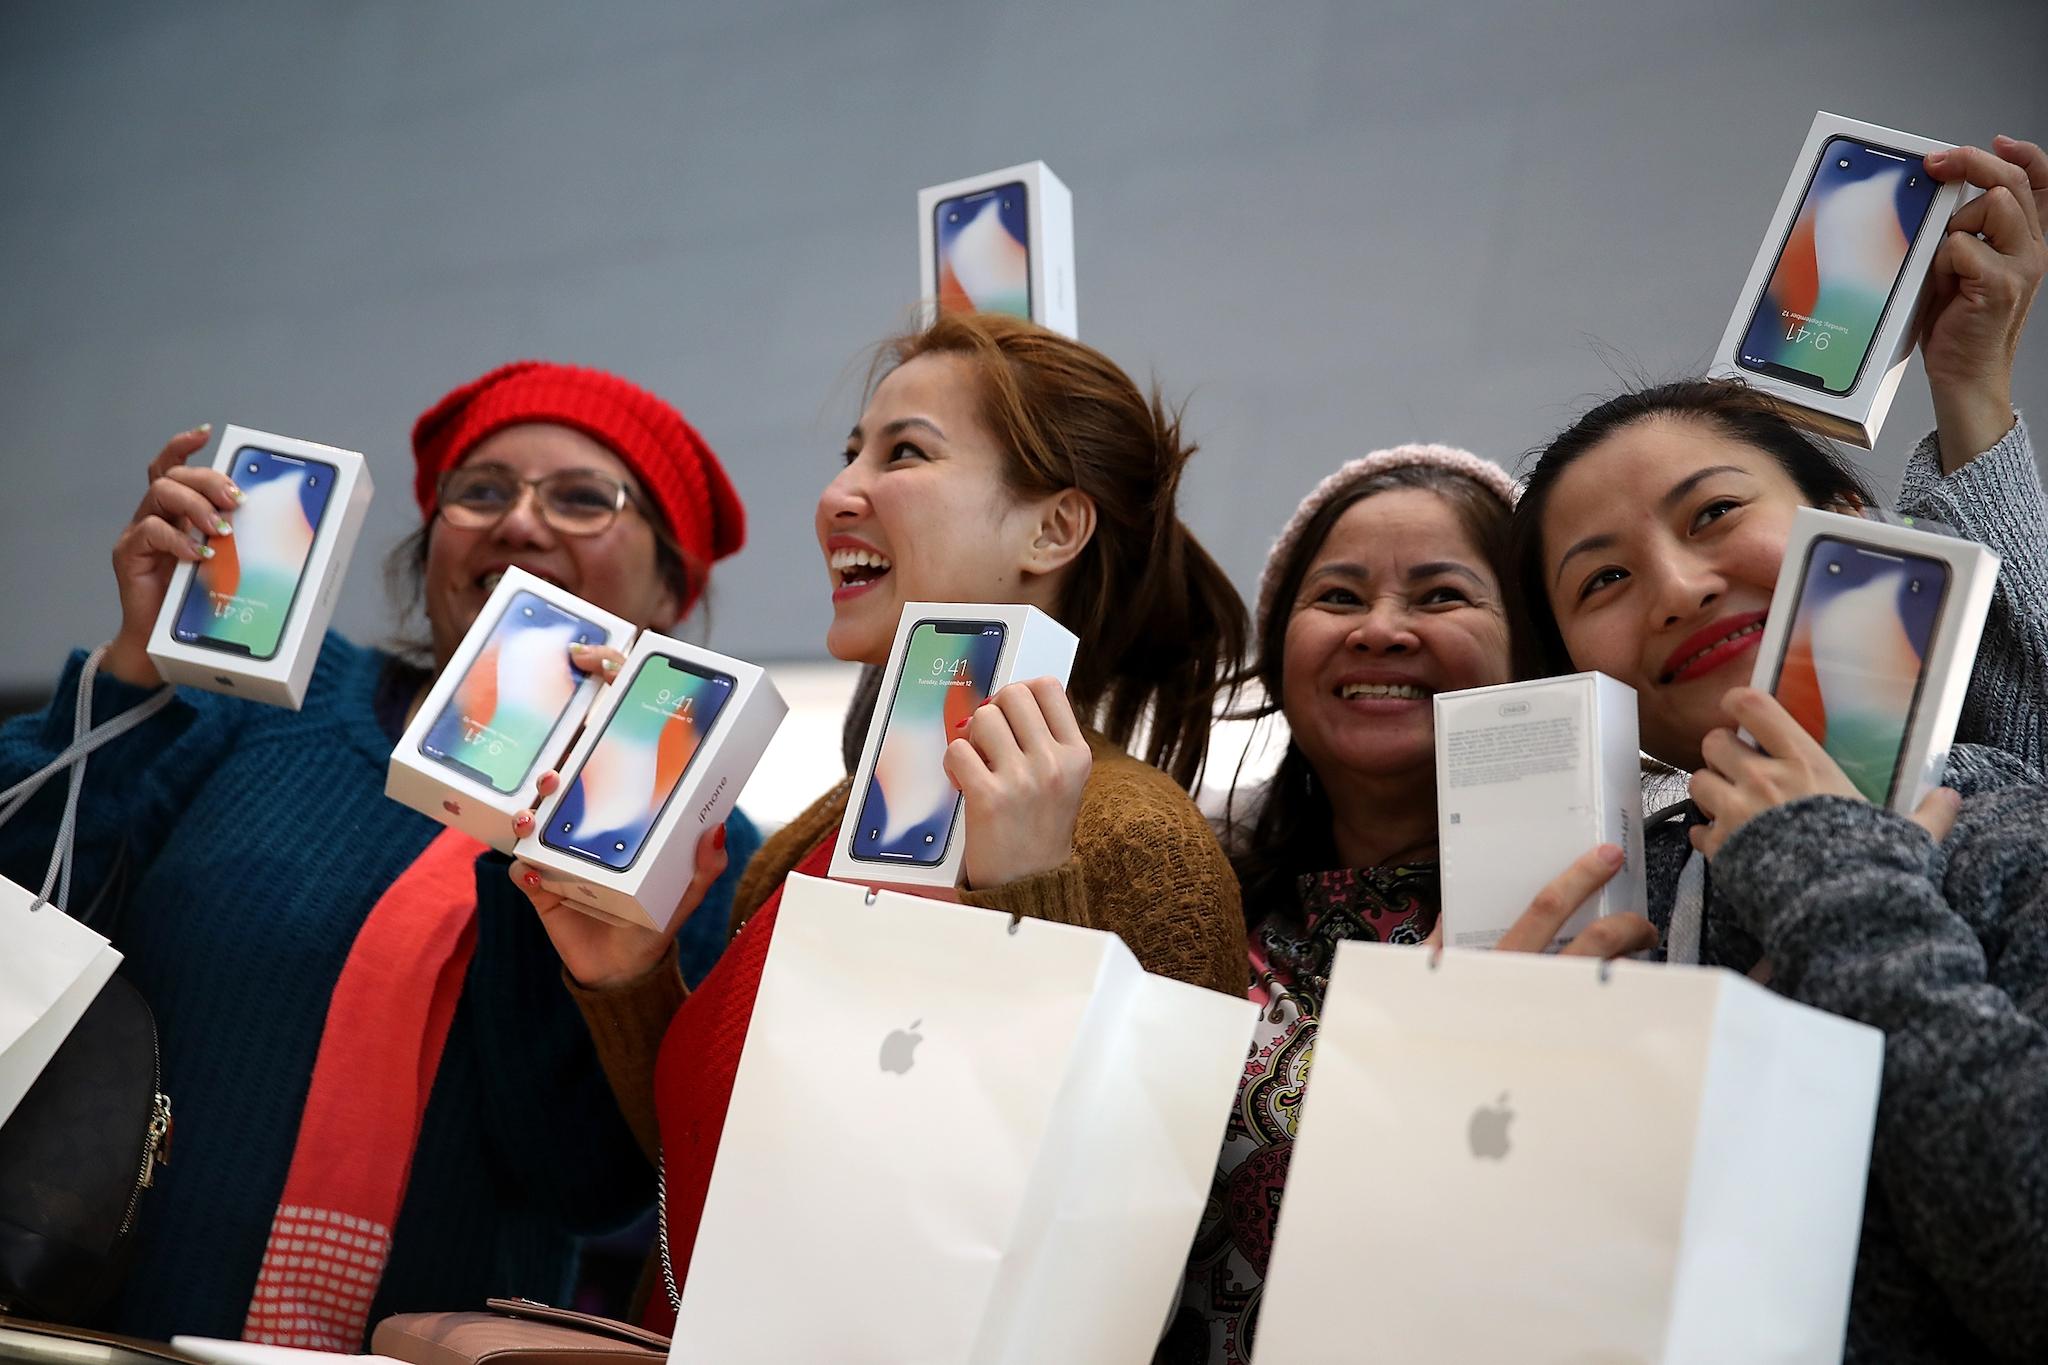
[0,645,175,915]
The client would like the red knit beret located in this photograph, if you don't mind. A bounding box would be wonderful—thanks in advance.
[411,361,745,610]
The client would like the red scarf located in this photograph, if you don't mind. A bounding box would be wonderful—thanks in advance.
[241,828,486,1349]
[641,833,838,1333]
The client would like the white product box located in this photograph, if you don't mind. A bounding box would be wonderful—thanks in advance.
[145,425,374,709]
[1435,672,1646,950]
[830,603,1079,895]
[1708,112,1966,449]
[515,632,787,931]
[918,161,1077,338]
[1747,507,1998,815]
[385,568,636,852]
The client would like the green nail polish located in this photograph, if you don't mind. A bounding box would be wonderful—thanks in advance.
[215,518,233,535]
[201,545,216,560]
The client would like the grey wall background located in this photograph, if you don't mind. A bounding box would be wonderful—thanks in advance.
[3,0,2044,697]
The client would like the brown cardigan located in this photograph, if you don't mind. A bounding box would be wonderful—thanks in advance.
[569,732,1248,1159]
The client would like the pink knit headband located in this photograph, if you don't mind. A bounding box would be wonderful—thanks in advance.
[1254,443,1520,626]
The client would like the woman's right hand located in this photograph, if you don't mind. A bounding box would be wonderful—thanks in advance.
[105,425,240,687]
[509,766,733,989]
[1430,844,1658,959]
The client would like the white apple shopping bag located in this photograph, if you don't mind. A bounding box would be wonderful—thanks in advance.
[670,873,1258,1365]
[0,876,120,1126]
[1254,945,1882,1365]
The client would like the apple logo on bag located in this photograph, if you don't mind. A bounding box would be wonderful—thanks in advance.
[878,1020,923,1076]
[442,799,464,817]
[1468,1092,1514,1160]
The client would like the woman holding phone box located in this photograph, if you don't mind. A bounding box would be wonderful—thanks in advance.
[1505,134,2048,1365]
[513,311,1253,1328]
[1158,445,1656,1364]
[0,362,758,1346]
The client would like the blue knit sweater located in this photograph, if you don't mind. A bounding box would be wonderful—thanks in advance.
[0,633,761,1343]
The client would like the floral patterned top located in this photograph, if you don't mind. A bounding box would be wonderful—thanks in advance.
[1156,864,1439,1365]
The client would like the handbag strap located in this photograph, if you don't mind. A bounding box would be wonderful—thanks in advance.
[656,1156,683,1312]
[0,645,175,916]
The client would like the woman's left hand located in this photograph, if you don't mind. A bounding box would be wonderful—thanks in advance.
[1921,136,2048,471]
[1688,688,1958,857]
[945,677,1093,891]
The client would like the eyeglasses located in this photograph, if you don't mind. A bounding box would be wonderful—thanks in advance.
[437,466,645,537]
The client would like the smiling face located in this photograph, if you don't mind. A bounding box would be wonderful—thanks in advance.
[422,422,679,667]
[1280,488,1511,789]
[1539,414,1812,770]
[816,353,1070,665]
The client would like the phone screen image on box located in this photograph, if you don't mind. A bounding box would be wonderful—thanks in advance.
[1771,536,1949,804]
[540,654,735,872]
[172,447,337,660]
[1736,136,1942,396]
[417,591,604,795]
[850,621,1006,866]
[934,182,1031,320]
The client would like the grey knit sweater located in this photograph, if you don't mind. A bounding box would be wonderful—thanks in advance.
[1646,419,2048,1363]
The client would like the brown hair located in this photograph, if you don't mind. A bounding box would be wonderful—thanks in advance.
[1229,464,1513,923]
[873,312,1249,791]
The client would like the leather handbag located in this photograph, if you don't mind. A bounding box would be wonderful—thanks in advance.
[0,647,176,1323]
[0,975,170,1322]
[372,1298,670,1365]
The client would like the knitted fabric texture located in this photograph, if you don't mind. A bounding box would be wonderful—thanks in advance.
[0,635,757,1344]
[411,361,745,611]
[1254,443,1519,627]
[1630,417,2048,1362]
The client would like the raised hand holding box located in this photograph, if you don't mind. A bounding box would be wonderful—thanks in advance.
[1434,672,1646,950]
[828,603,1078,895]
[514,632,785,931]
[385,567,636,852]
[1745,507,1998,814]
[1708,112,1968,448]
[145,425,374,709]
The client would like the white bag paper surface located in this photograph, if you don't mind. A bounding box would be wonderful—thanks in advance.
[0,873,120,1124]
[0,941,120,1126]
[1254,944,1881,1365]
[671,873,1255,1365]
[0,873,108,1051]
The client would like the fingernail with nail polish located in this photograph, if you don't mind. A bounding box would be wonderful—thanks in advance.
[714,825,727,851]
[201,545,216,559]
[215,519,233,536]
[228,484,245,503]
[600,658,618,675]
[523,871,541,890]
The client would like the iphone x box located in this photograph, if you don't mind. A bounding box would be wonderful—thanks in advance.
[1747,507,1998,816]
[515,632,786,931]
[918,161,1077,339]
[146,424,374,709]
[830,603,1080,895]
[1435,673,1646,950]
[1708,112,1966,449]
[385,569,635,852]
